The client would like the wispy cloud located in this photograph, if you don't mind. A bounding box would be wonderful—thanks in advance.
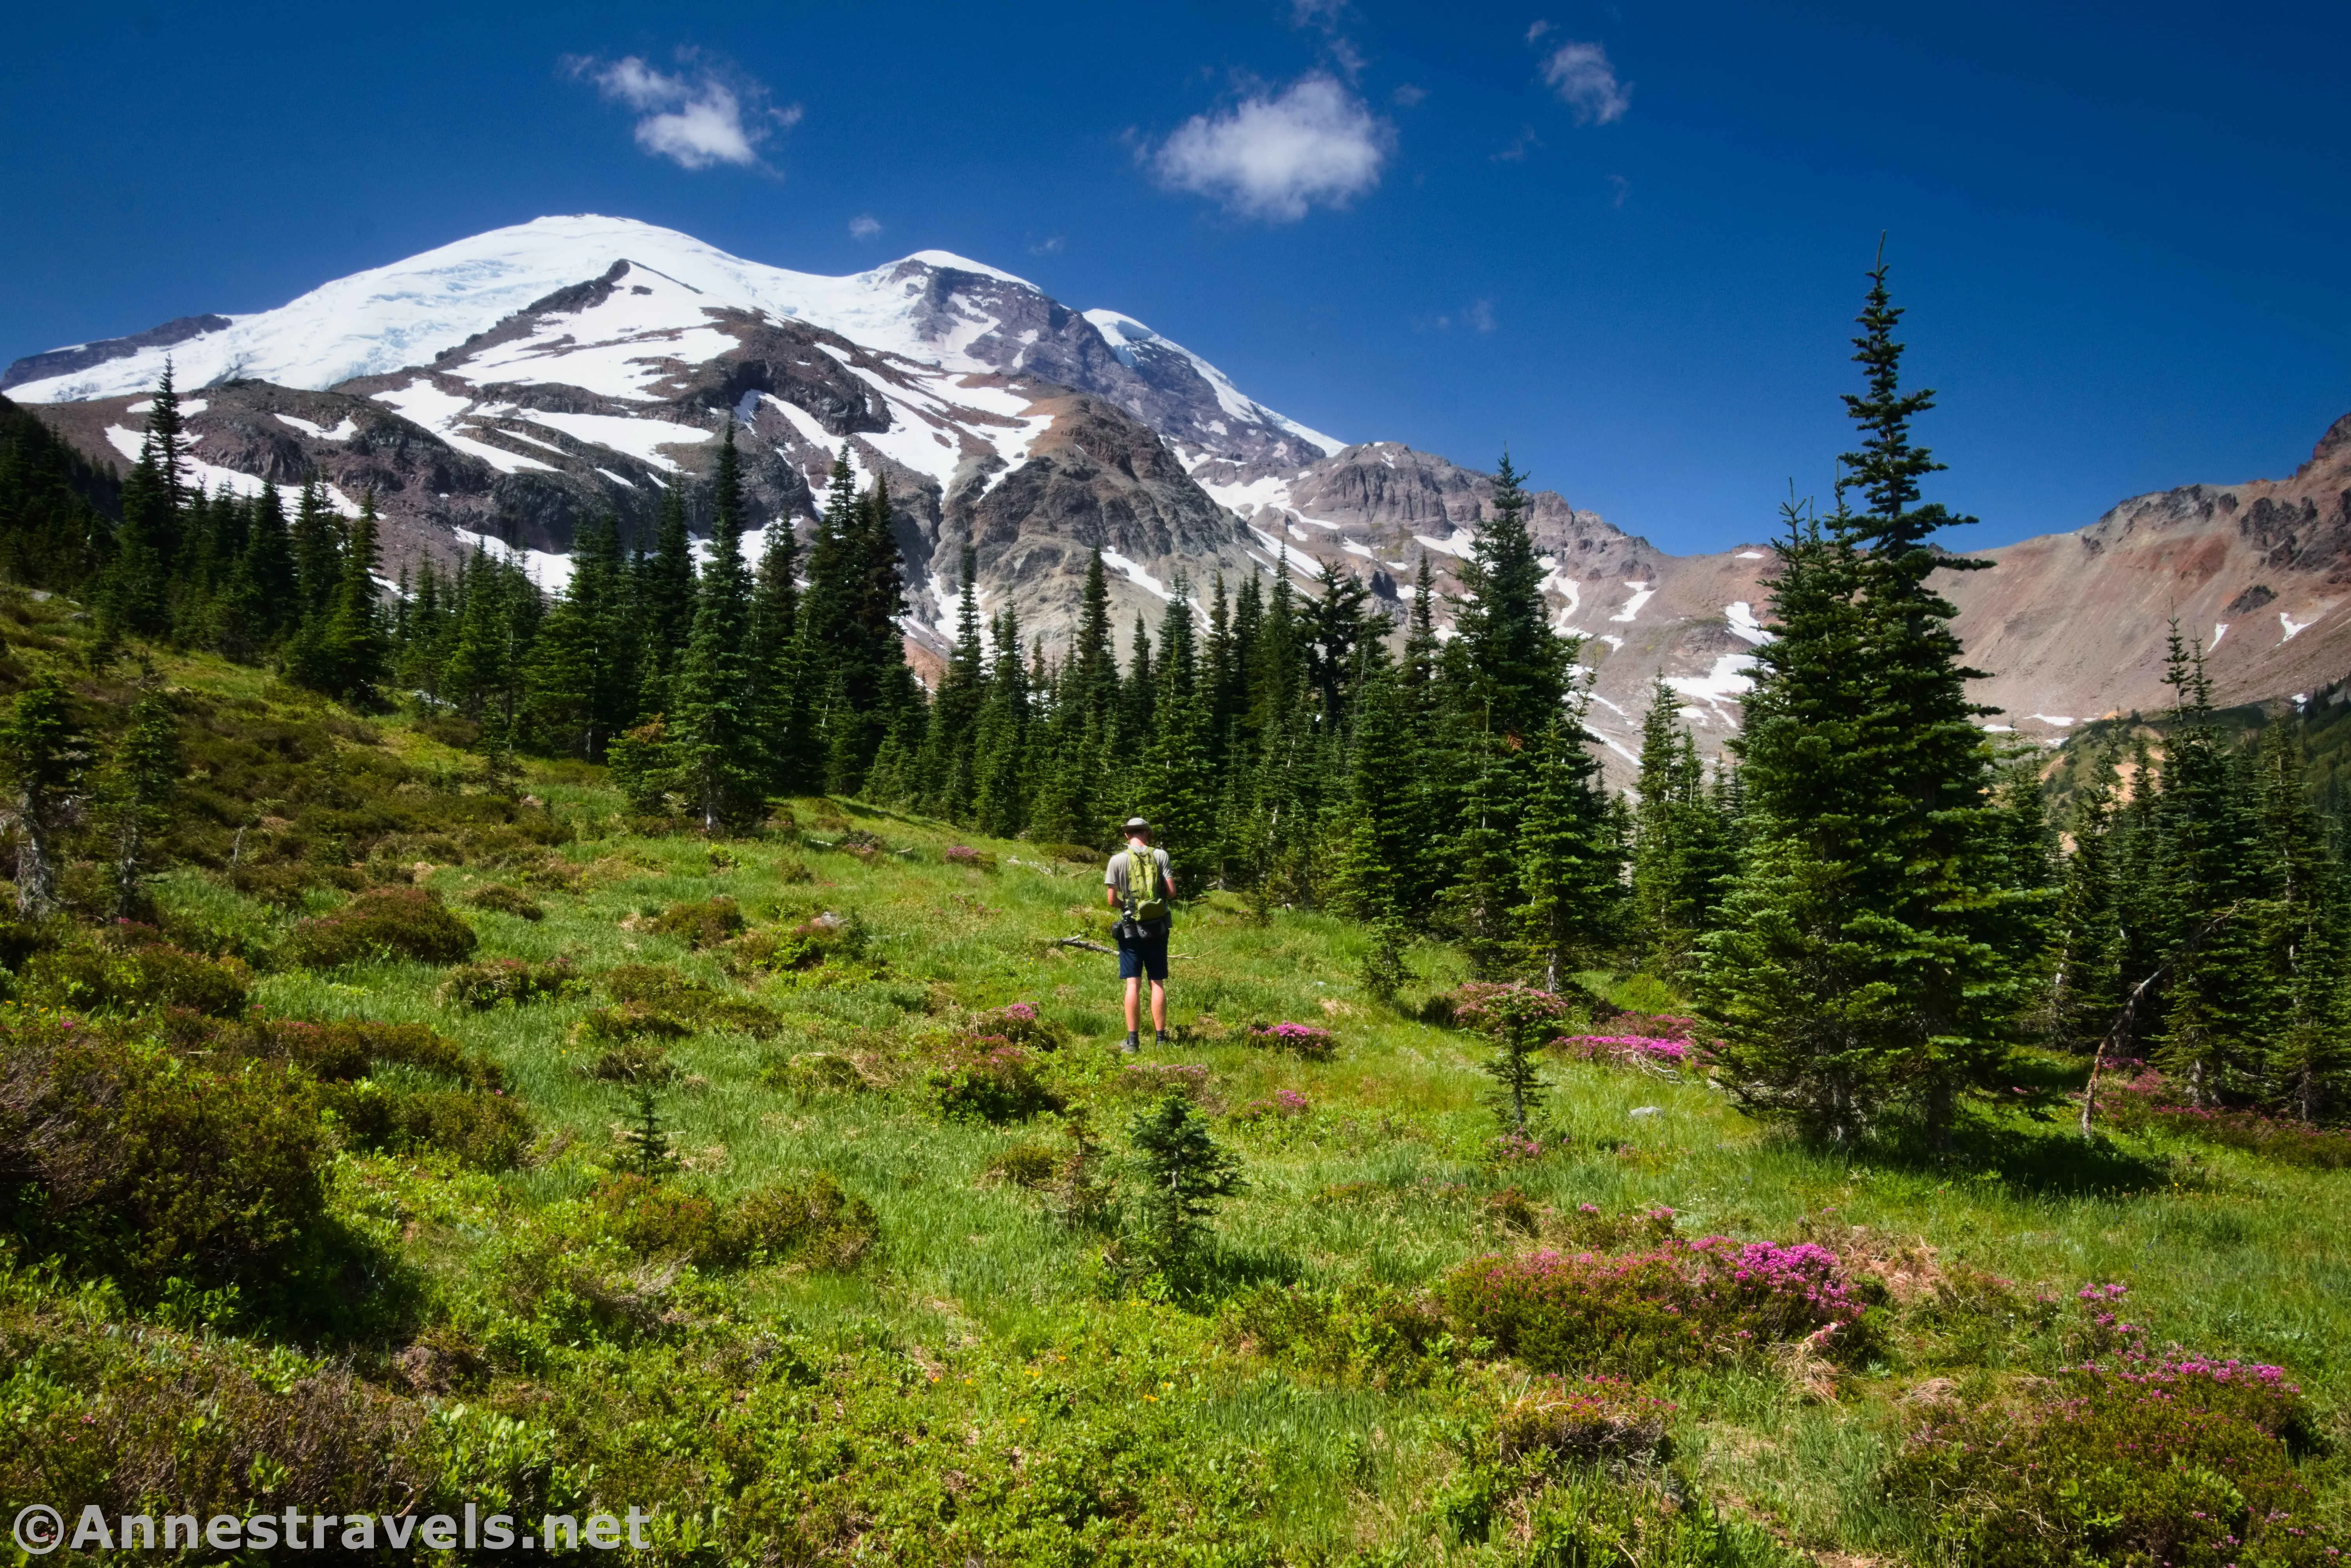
[1492,125,1542,163]
[848,214,883,240]
[563,50,800,170]
[1029,234,1066,255]
[1392,82,1427,107]
[1423,298,1498,334]
[1149,73,1394,222]
[1607,173,1630,208]
[1537,40,1631,125]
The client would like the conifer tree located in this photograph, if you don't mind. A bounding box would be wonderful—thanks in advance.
[668,424,764,830]
[318,491,390,703]
[2151,633,2270,1105]
[917,544,987,820]
[1515,702,1626,990]
[102,678,179,918]
[1703,256,2034,1144]
[2048,742,2126,1052]
[1033,550,1119,843]
[2253,716,2351,1120]
[636,484,698,709]
[1126,1094,1244,1265]
[751,514,809,792]
[1628,681,1734,972]
[440,548,524,734]
[1449,455,1566,743]
[100,381,187,638]
[289,480,342,628]
[0,675,88,918]
[973,608,1032,839]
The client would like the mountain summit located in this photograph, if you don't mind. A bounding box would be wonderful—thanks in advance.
[9,216,2347,772]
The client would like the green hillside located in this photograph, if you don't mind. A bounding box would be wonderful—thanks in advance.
[5,586,2351,1566]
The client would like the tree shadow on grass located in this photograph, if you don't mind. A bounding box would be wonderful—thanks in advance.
[1170,1241,1308,1309]
[1859,1115,2175,1199]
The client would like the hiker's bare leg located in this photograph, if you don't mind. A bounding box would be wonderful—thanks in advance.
[1150,980,1167,1035]
[1125,976,1142,1034]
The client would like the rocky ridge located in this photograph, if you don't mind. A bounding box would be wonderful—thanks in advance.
[9,216,2347,777]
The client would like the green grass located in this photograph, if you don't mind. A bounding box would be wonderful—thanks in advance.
[12,624,2351,1561]
[214,752,2351,1559]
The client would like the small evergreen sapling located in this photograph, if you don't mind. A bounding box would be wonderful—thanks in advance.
[103,677,180,918]
[625,1081,675,1177]
[1127,1093,1243,1263]
[1479,990,1554,1134]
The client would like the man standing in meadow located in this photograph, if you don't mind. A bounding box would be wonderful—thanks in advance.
[1106,816,1175,1054]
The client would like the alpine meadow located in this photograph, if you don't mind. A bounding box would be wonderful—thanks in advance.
[9,233,2351,1568]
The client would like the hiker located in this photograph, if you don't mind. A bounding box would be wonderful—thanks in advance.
[1105,816,1176,1053]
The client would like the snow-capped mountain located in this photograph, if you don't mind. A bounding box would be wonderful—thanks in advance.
[10,215,2350,777]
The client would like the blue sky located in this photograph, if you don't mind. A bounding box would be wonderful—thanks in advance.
[4,0,2344,555]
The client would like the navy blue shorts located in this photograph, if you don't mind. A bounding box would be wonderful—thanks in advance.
[1116,918,1171,981]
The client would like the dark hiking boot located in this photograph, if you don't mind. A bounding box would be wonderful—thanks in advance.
[1122,1032,1140,1054]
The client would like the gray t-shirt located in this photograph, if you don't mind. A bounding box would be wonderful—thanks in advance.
[1104,845,1173,912]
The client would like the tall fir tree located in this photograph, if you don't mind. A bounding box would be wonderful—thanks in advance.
[667,424,765,830]
[1514,697,1627,990]
[1702,256,2037,1143]
[635,483,698,711]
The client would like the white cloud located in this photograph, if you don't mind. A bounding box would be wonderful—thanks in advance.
[1526,19,1552,42]
[565,51,798,170]
[1150,74,1393,222]
[1392,82,1427,107]
[848,214,883,240]
[1465,298,1497,333]
[1539,41,1630,125]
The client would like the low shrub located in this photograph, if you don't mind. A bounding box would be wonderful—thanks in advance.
[463,883,544,921]
[1229,1089,1313,1124]
[2099,1064,2351,1169]
[648,896,744,947]
[258,1018,499,1090]
[1118,1062,1214,1103]
[944,845,997,871]
[981,1143,1061,1189]
[286,887,477,968]
[0,1017,331,1303]
[1446,981,1592,1034]
[20,932,250,1017]
[1220,1281,1453,1389]
[588,1040,676,1085]
[574,1004,691,1044]
[1496,1375,1675,1466]
[1244,1021,1338,1060]
[725,911,864,976]
[974,1000,1064,1051]
[437,957,579,1009]
[1551,1033,1694,1070]
[593,1173,877,1270]
[1442,1236,1874,1375]
[323,1081,532,1170]
[932,1040,1065,1124]
[727,1175,879,1270]
[763,1051,875,1098]
[1887,1351,2336,1566]
[1557,1203,1680,1251]
[598,965,781,1036]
